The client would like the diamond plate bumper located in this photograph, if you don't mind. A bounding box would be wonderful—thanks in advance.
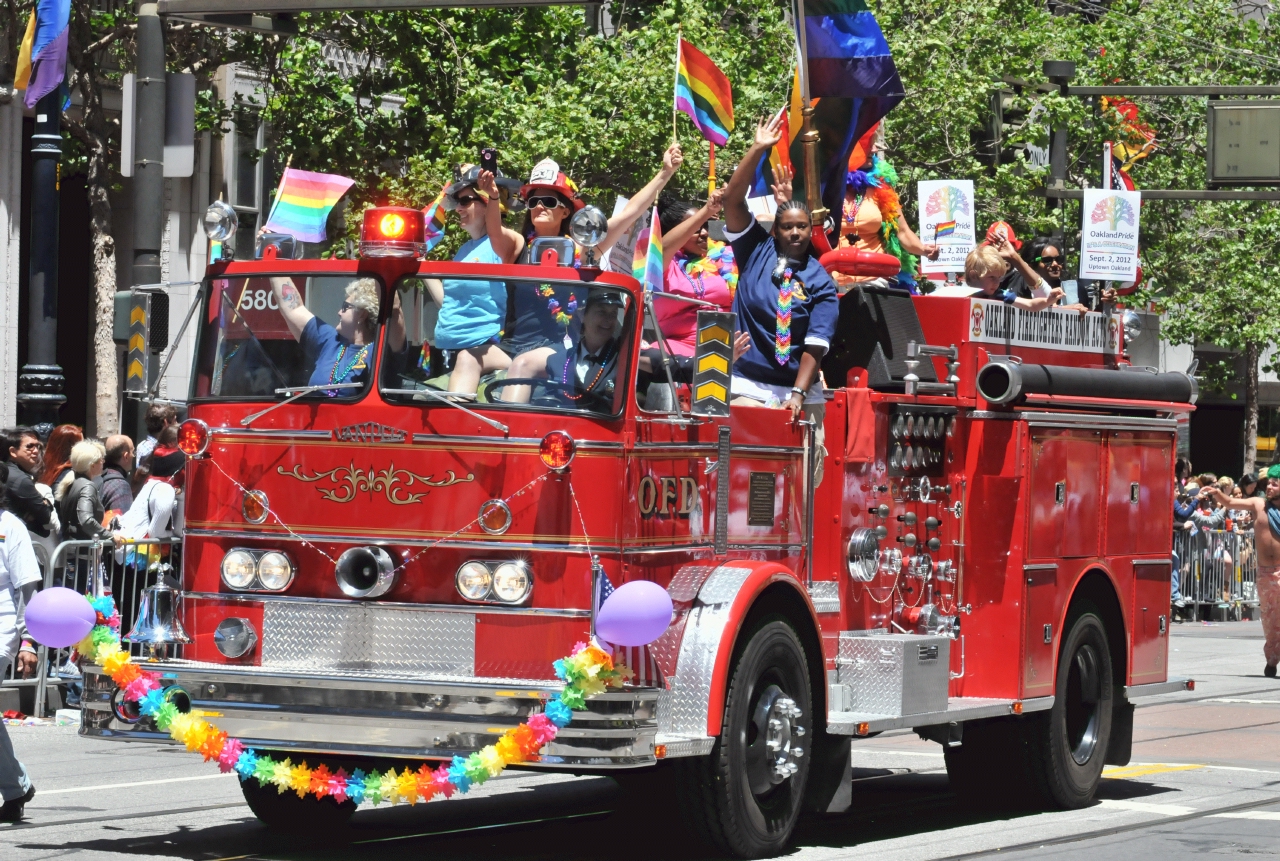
[79,661,660,768]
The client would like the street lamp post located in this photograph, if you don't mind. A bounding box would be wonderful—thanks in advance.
[17,90,66,435]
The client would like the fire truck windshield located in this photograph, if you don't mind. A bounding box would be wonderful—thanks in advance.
[383,277,634,418]
[192,274,387,400]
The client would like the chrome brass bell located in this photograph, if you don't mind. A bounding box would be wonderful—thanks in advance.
[125,579,192,656]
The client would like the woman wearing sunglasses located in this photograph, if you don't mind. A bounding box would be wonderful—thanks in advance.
[422,165,524,394]
[498,149,682,399]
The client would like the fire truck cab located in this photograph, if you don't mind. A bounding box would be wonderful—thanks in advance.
[82,209,1195,858]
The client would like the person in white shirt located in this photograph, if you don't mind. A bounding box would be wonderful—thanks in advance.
[119,447,185,548]
[0,498,42,821]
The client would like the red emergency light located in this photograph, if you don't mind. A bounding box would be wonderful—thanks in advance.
[360,206,425,258]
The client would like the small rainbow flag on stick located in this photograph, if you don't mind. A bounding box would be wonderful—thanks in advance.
[934,220,957,239]
[422,190,448,253]
[263,168,356,244]
[674,39,734,146]
[632,206,664,293]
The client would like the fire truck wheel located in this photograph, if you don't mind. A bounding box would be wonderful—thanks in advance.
[677,618,812,859]
[1026,610,1114,808]
[240,776,357,832]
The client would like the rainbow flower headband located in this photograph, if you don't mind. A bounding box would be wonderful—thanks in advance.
[80,595,630,804]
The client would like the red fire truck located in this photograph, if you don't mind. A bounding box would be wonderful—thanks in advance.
[83,205,1195,858]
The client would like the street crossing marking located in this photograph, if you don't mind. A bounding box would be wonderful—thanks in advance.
[1103,763,1205,779]
[1211,810,1280,821]
[38,772,235,796]
[1207,698,1280,704]
[1097,799,1198,815]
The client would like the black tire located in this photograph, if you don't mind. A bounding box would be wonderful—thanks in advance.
[675,618,813,858]
[1023,610,1114,808]
[241,774,357,832]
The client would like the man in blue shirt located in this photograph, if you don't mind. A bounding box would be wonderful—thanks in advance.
[722,114,839,485]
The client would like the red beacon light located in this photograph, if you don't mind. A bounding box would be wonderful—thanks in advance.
[360,206,425,258]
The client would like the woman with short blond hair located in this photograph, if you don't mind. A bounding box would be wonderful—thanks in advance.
[55,440,121,544]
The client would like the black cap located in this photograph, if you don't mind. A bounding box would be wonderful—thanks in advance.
[585,290,626,309]
[443,165,522,210]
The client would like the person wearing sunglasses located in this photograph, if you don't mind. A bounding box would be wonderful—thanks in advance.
[421,165,524,394]
[499,148,683,400]
[269,274,406,393]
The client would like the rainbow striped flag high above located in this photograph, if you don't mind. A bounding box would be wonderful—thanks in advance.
[263,168,356,244]
[13,0,71,109]
[675,39,734,147]
[632,206,664,293]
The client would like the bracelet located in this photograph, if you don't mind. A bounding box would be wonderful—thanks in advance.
[790,386,806,398]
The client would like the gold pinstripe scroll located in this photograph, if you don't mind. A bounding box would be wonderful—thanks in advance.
[692,310,735,417]
[126,293,151,393]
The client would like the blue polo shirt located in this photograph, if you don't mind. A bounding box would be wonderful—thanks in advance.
[301,316,369,389]
[728,219,839,388]
[436,236,507,350]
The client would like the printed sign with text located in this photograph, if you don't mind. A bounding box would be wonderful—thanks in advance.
[1080,188,1141,281]
[917,180,976,275]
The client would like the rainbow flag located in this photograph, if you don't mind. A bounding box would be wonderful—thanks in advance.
[934,220,957,239]
[422,191,448,253]
[262,168,355,244]
[632,206,664,293]
[13,0,70,109]
[752,65,806,197]
[675,39,734,147]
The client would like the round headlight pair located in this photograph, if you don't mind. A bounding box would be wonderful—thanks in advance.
[220,549,294,591]
[455,560,531,604]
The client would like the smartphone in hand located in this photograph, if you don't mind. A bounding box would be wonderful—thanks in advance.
[480,147,499,175]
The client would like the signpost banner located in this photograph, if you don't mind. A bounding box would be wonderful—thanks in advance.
[1080,187,1141,281]
[917,179,975,275]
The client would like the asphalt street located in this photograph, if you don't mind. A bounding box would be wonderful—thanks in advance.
[2,620,1278,860]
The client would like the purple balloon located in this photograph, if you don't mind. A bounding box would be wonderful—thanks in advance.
[25,587,96,649]
[596,580,674,647]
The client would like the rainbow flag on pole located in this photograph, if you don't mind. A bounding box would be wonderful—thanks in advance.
[262,168,356,243]
[13,0,71,109]
[632,206,664,293]
[675,39,735,146]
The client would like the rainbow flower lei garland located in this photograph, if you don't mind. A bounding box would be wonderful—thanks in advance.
[80,595,631,805]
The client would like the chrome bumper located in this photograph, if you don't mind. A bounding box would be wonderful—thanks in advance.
[80,661,660,769]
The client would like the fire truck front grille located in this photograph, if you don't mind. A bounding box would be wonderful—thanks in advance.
[261,601,475,676]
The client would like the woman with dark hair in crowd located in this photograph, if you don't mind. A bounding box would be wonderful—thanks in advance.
[652,189,736,355]
[499,148,682,401]
[37,424,82,490]
[721,114,839,484]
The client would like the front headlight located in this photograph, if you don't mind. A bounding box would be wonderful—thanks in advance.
[491,561,531,604]
[456,562,493,602]
[257,551,294,591]
[221,550,256,590]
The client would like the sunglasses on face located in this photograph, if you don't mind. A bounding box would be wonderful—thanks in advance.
[528,195,565,210]
[453,195,483,207]
[340,301,355,312]
[1035,256,1064,267]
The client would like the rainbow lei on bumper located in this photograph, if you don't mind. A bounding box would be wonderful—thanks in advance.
[79,595,630,806]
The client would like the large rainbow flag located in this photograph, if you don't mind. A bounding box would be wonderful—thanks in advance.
[675,39,734,147]
[13,0,71,109]
[263,168,356,244]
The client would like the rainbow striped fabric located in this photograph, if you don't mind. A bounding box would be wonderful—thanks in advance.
[632,206,664,292]
[263,168,355,244]
[13,0,70,109]
[675,39,734,147]
[422,190,448,252]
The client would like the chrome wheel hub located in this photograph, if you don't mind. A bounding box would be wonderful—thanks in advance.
[745,685,806,796]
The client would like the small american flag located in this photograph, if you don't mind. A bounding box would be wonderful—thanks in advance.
[597,571,664,687]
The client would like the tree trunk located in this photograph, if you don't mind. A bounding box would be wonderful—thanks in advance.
[86,142,118,435]
[1243,341,1260,478]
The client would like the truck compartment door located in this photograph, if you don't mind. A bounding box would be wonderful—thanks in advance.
[1027,429,1102,559]
[1130,559,1171,684]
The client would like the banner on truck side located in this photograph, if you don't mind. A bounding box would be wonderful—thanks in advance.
[1080,188,1141,281]
[917,180,976,275]
[969,299,1122,355]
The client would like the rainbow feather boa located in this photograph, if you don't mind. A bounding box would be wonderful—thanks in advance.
[79,595,631,805]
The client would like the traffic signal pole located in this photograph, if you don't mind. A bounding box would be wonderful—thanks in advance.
[133,4,167,290]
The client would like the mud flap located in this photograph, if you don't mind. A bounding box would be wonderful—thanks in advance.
[1105,695,1134,766]
[804,733,852,813]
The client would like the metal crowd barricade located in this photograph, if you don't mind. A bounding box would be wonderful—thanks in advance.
[1173,526,1257,616]
[8,536,184,718]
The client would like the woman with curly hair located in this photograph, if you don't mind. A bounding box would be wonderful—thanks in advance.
[838,152,939,293]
